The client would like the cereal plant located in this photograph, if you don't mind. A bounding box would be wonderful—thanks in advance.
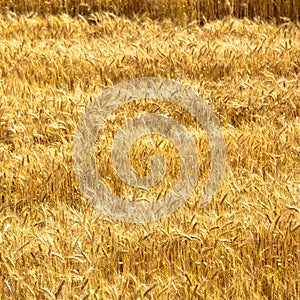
[0,4,299,300]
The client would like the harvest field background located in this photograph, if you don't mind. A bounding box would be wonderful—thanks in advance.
[0,0,300,299]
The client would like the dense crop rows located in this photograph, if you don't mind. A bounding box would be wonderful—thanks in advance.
[1,0,300,23]
[0,8,299,300]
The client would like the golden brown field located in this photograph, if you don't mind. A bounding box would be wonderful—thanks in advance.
[1,0,300,23]
[0,7,300,300]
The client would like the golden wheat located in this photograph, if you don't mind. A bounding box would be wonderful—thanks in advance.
[0,11,299,299]
[1,0,300,23]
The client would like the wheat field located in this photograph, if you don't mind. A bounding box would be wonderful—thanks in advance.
[0,5,300,300]
[1,0,300,23]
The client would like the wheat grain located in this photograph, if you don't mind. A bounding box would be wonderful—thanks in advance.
[0,11,299,300]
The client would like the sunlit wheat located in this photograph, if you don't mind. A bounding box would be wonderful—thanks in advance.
[0,10,299,300]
